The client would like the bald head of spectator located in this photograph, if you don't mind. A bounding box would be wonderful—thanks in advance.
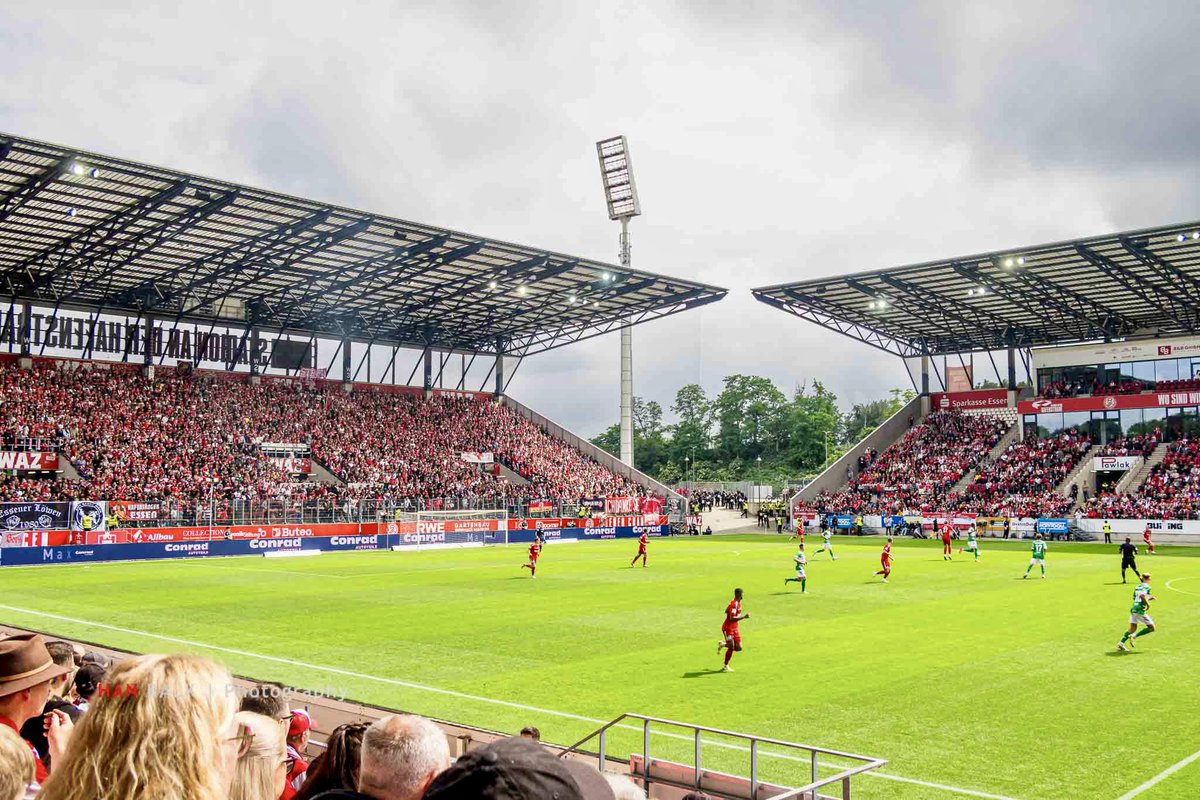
[358,715,451,800]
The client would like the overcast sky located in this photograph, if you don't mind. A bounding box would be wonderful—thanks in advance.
[2,1,1198,437]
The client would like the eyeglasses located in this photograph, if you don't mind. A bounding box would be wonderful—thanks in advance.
[227,723,254,758]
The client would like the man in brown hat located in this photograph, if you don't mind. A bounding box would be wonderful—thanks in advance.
[0,634,75,785]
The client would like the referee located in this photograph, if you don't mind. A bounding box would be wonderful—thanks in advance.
[1119,537,1139,584]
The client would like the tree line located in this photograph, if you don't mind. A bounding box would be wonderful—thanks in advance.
[590,375,915,486]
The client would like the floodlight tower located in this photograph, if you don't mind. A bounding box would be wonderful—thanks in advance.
[596,135,642,467]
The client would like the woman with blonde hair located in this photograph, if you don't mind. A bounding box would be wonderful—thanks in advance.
[230,710,289,800]
[0,724,36,800]
[38,653,243,800]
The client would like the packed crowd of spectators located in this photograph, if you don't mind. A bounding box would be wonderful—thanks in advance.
[807,411,1010,515]
[1096,433,1160,459]
[1040,378,1145,398]
[955,429,1091,518]
[1,634,647,800]
[1082,437,1200,520]
[0,363,647,517]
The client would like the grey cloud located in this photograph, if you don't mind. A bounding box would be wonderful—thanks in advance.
[1,1,1196,438]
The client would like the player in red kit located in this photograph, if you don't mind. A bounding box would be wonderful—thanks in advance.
[1143,525,1156,554]
[630,532,648,567]
[941,525,953,560]
[716,588,750,671]
[873,537,895,582]
[521,540,541,577]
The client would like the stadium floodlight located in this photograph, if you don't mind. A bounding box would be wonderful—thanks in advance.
[488,280,498,290]
[1017,256,1026,265]
[89,167,101,179]
[68,162,85,176]
[66,207,76,217]
[1193,232,1200,240]
[596,135,642,467]
[517,285,527,296]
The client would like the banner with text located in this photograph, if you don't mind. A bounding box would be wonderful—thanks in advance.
[931,389,1009,412]
[0,451,60,471]
[1093,456,1142,472]
[1021,390,1200,414]
[0,502,69,532]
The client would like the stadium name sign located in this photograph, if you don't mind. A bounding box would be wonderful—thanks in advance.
[0,309,314,369]
[930,389,1009,411]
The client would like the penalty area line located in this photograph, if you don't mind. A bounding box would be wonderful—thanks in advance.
[1117,747,1200,799]
[0,603,1016,799]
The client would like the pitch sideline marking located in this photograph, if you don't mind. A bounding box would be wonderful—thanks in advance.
[0,603,1018,799]
[1116,747,1200,799]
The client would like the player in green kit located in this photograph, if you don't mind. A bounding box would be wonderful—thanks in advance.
[816,528,836,560]
[784,544,807,593]
[1023,533,1047,578]
[1117,573,1156,651]
[959,528,981,561]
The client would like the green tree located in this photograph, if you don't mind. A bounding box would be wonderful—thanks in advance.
[843,388,916,443]
[713,375,787,460]
[786,380,842,471]
[669,383,712,465]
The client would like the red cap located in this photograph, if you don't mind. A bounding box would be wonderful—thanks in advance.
[289,708,317,737]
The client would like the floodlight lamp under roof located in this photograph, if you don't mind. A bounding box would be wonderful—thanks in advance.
[595,135,642,220]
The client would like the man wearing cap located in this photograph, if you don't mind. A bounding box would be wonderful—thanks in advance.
[286,708,317,796]
[422,736,614,800]
[0,634,76,787]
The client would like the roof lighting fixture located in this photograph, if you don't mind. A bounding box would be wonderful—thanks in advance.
[602,272,612,282]
[488,280,498,290]
[592,301,599,308]
[66,207,77,217]
[1177,234,1187,242]
[1003,257,1014,268]
[868,301,877,310]
[68,162,85,176]
[89,167,101,179]
[517,285,527,296]
[1193,232,1200,241]
[1016,256,1025,265]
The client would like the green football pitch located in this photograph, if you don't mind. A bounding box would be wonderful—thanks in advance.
[2,534,1199,799]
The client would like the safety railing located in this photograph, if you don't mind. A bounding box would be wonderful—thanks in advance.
[558,713,886,800]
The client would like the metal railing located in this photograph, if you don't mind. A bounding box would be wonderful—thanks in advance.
[558,713,886,800]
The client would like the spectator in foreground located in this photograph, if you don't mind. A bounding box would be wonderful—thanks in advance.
[295,722,368,800]
[422,736,614,800]
[38,653,241,800]
[518,725,541,742]
[0,634,74,788]
[70,663,105,712]
[358,715,451,800]
[241,681,293,735]
[287,709,317,794]
[231,711,289,800]
[0,725,36,800]
[20,640,81,772]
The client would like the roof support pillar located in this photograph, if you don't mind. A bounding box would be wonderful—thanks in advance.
[1007,347,1017,392]
[341,336,352,391]
[423,347,433,399]
[248,326,262,383]
[494,347,504,398]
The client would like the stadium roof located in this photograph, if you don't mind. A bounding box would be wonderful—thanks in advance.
[0,132,725,358]
[752,220,1200,358]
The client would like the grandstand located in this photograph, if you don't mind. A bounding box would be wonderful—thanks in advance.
[756,219,1200,538]
[0,130,730,532]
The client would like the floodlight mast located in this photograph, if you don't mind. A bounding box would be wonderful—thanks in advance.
[596,135,642,467]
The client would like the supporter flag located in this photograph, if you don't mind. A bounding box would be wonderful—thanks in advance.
[460,451,494,464]
[528,498,554,514]
[640,497,664,514]
[298,367,328,380]
[69,501,108,533]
